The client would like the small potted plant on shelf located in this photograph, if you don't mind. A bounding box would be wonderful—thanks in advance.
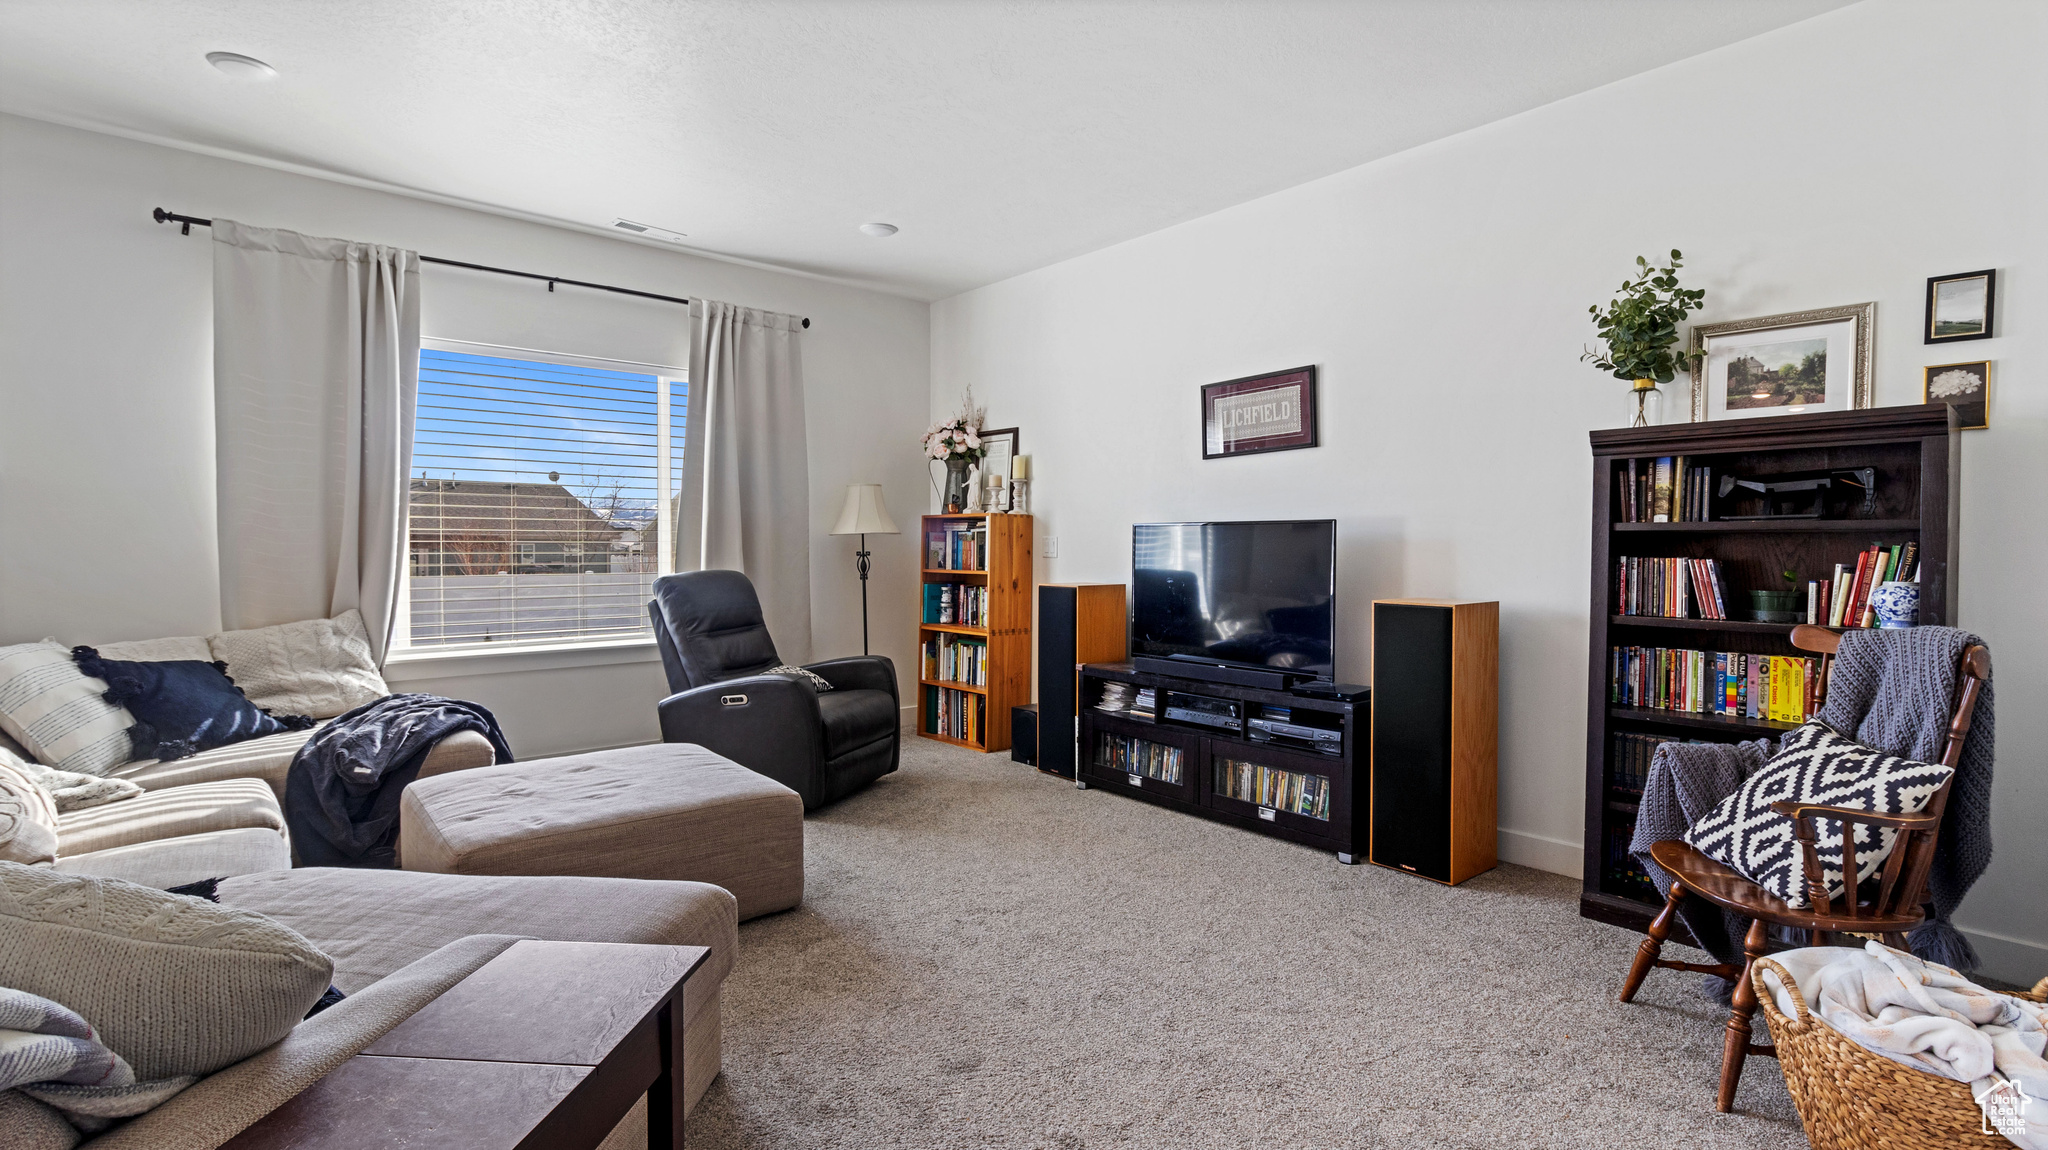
[1749,569,1803,623]
[1583,250,1708,427]
[925,389,987,512]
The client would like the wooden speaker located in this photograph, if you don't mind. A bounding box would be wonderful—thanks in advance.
[1369,599,1498,885]
[1036,584,1127,779]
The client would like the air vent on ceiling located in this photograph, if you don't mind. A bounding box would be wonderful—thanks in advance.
[612,218,687,243]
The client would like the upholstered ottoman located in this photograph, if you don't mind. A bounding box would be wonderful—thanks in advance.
[397,742,804,921]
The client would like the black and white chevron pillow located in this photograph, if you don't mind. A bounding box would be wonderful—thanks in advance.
[1684,722,1951,909]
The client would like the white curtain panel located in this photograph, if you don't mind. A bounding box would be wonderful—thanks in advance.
[211,220,420,665]
[676,299,814,663]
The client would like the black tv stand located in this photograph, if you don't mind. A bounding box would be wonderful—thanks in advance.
[1078,661,1366,862]
[1130,654,1302,692]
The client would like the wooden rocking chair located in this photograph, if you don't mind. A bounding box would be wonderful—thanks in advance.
[1615,624,1991,1113]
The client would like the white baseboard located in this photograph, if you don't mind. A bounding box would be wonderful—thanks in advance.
[1958,924,2048,987]
[1498,827,1581,877]
[900,703,917,733]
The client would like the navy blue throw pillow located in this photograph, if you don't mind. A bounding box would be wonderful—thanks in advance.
[72,647,314,763]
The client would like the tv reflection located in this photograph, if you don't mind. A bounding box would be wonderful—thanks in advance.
[1131,522,1333,676]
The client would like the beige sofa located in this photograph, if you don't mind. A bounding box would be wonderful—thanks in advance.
[5,611,496,886]
[1,864,737,1148]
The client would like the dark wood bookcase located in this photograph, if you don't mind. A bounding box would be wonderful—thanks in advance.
[1581,403,1961,936]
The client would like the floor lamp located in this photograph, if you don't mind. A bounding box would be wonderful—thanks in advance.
[829,484,900,655]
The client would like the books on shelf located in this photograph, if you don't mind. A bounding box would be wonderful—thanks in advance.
[1212,757,1330,820]
[927,522,990,571]
[924,684,986,743]
[1615,556,1728,619]
[1610,645,1821,723]
[922,633,988,687]
[1828,540,1918,628]
[1609,731,1678,792]
[1096,733,1183,784]
[922,582,989,627]
[1619,456,1714,524]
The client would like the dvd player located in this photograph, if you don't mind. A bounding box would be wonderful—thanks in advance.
[1247,717,1343,753]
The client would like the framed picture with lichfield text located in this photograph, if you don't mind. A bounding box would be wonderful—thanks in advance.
[1925,269,1995,344]
[1688,302,1874,422]
[1201,366,1317,459]
[1924,360,1990,430]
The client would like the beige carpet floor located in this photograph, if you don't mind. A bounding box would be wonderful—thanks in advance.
[686,737,1810,1149]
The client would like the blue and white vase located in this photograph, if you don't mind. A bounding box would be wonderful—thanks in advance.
[1868,581,1920,630]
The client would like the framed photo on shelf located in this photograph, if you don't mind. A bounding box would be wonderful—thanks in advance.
[977,427,1019,481]
[1925,269,1995,344]
[1923,360,1990,430]
[1688,302,1874,422]
[1201,366,1317,459]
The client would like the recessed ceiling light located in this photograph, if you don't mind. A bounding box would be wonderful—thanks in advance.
[612,218,688,243]
[206,51,277,80]
[859,222,899,238]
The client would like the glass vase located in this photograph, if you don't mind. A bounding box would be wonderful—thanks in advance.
[1629,379,1666,427]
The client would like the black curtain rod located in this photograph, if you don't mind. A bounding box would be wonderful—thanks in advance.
[152,208,809,328]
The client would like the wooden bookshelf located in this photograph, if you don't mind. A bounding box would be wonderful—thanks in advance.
[917,513,1033,752]
[1582,403,1960,936]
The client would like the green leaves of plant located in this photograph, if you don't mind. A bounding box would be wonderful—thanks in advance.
[1581,251,1708,384]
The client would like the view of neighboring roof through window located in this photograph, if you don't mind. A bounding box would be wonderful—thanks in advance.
[405,346,686,648]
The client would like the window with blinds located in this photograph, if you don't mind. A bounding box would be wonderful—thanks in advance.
[405,344,686,648]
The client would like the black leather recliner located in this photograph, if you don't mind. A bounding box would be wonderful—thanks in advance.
[649,570,899,811]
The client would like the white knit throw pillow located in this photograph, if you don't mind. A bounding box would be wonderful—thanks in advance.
[0,751,61,865]
[207,610,389,720]
[0,862,334,1080]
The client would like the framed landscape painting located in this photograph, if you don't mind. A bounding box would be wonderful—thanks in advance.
[1924,360,1990,430]
[1689,303,1874,422]
[1202,366,1318,458]
[1925,269,1995,344]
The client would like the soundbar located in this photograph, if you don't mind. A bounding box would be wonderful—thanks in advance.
[1131,654,1301,691]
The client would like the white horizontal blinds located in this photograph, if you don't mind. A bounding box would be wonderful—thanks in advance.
[408,347,687,646]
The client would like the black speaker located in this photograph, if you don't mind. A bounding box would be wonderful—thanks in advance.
[1369,600,1498,885]
[1036,584,1126,780]
[1011,704,1039,766]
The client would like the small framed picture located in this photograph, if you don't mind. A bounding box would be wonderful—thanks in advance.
[1923,360,1990,430]
[1925,270,1995,344]
[1202,366,1317,459]
[1689,303,1874,422]
[978,427,1019,480]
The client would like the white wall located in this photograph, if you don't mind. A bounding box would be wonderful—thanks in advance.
[932,0,2048,982]
[0,113,930,757]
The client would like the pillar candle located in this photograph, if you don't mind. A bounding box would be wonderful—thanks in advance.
[1011,454,1031,480]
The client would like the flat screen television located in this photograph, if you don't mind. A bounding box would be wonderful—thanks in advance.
[1130,520,1336,681]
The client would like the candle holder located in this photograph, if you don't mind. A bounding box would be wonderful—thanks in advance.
[1009,478,1030,515]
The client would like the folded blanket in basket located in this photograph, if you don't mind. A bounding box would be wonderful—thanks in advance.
[1763,942,2048,1149]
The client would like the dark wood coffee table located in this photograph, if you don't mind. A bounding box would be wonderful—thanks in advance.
[224,939,709,1150]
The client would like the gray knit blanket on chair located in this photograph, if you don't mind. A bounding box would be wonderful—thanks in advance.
[1630,626,1995,972]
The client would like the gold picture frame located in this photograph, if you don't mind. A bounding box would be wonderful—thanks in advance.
[1688,302,1875,422]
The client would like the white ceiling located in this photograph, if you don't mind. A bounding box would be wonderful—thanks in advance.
[1,1,1851,300]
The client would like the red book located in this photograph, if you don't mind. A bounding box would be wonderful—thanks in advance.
[1844,545,1878,629]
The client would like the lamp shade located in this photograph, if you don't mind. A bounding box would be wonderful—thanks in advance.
[830,483,900,535]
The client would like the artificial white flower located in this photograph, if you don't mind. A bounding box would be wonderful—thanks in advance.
[1928,368,1980,399]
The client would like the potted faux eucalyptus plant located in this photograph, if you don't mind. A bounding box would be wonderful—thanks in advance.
[1583,250,1707,426]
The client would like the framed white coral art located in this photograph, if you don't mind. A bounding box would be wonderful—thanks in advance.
[1923,360,1990,430]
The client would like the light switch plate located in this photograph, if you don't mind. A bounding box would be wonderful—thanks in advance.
[1041,535,1058,557]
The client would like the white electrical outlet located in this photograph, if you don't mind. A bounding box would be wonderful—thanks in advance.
[1041,535,1058,557]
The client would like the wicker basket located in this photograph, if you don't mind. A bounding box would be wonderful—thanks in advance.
[1752,958,2048,1150]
